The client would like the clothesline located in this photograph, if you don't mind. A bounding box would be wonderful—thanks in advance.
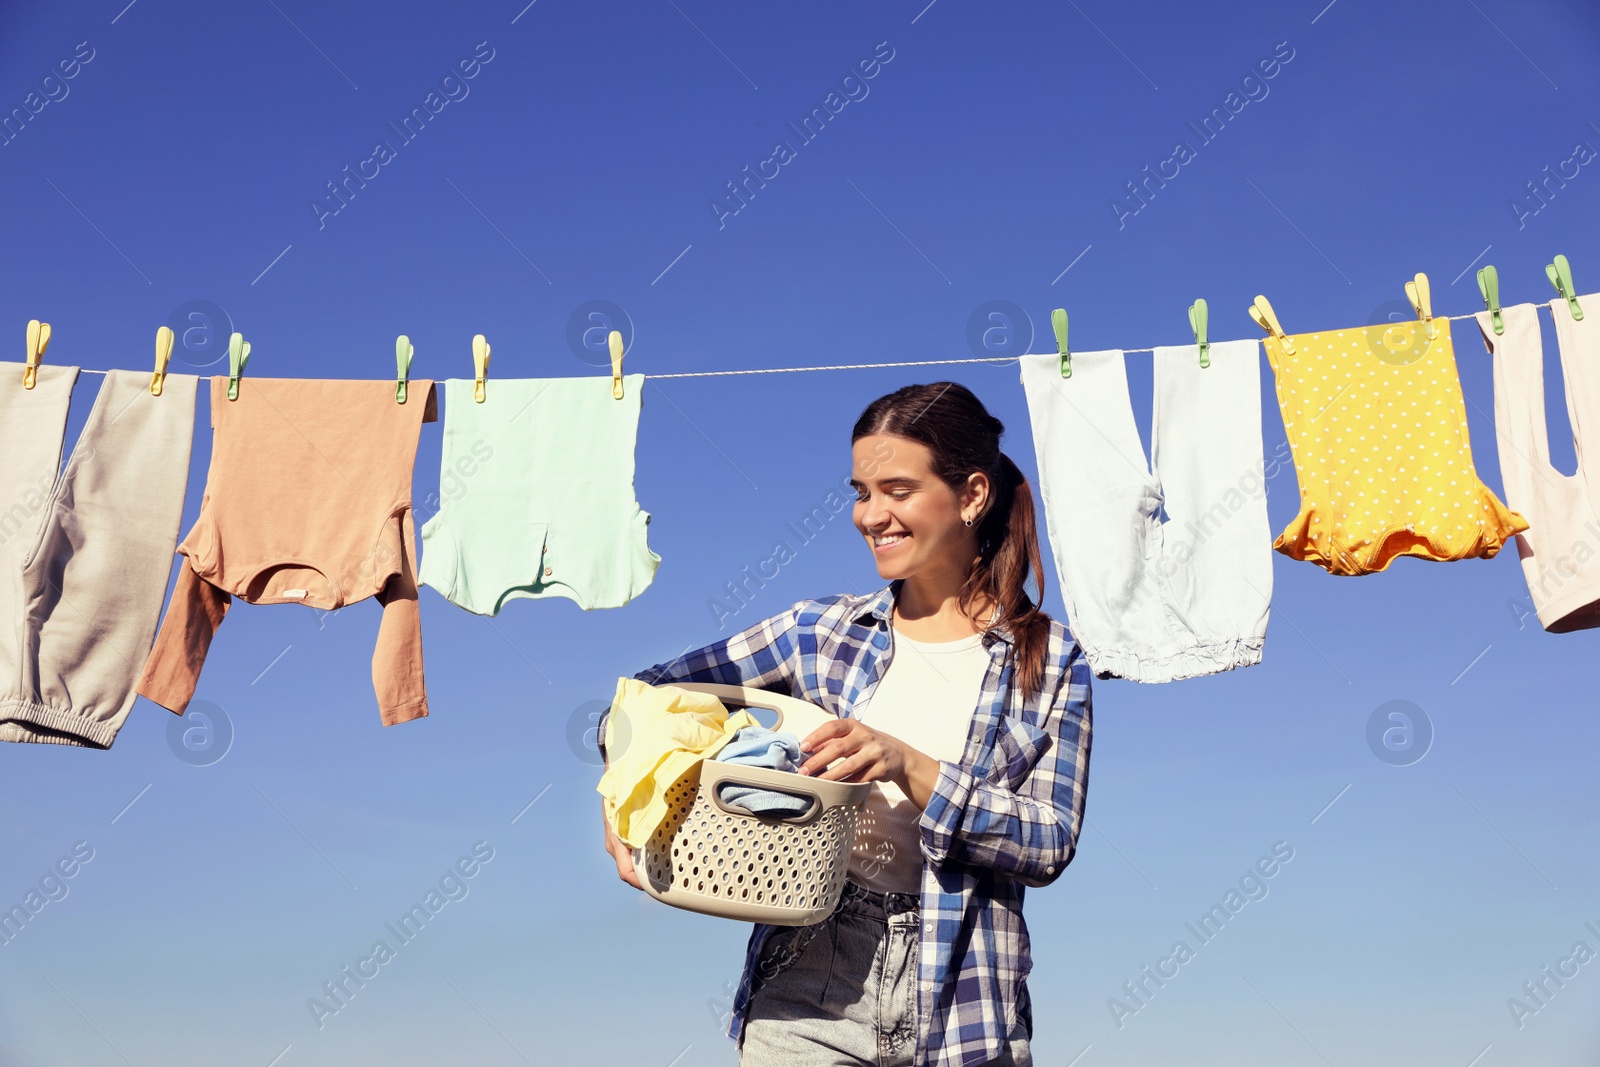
[67,309,1491,379]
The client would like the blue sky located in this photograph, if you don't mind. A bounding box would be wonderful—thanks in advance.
[1,0,1598,1064]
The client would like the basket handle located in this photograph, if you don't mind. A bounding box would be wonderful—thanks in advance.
[668,682,823,747]
[699,760,827,826]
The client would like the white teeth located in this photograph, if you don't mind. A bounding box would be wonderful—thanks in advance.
[875,534,907,546]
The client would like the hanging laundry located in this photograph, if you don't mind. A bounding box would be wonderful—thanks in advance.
[596,676,757,848]
[1262,304,1527,575]
[1020,341,1273,683]
[419,374,660,615]
[711,725,810,817]
[135,377,437,725]
[1476,294,1600,632]
[0,366,197,747]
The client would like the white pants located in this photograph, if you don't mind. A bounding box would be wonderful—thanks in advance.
[1019,341,1272,683]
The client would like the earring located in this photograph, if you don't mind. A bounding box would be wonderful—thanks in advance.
[964,517,974,527]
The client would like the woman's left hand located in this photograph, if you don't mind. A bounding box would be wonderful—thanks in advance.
[798,718,908,787]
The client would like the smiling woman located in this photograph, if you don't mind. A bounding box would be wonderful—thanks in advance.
[599,381,1092,1067]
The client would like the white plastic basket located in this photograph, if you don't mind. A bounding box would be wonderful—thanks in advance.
[630,682,871,926]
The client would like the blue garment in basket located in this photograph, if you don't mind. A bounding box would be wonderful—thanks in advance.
[712,726,810,816]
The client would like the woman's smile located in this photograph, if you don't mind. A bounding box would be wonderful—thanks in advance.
[872,532,910,553]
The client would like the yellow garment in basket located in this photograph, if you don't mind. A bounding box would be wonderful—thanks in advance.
[596,677,758,848]
[1265,316,1528,575]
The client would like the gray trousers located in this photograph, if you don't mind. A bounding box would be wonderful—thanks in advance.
[0,365,196,746]
[740,879,1034,1067]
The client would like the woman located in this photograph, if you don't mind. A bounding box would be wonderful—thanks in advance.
[598,382,1093,1067]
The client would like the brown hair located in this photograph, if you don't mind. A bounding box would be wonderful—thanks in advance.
[851,381,1052,696]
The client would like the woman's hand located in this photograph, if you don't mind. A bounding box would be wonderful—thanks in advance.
[601,801,643,890]
[798,718,939,807]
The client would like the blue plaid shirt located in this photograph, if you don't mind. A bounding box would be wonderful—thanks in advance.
[598,578,1093,1067]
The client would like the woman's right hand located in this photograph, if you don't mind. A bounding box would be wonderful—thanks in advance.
[603,801,643,890]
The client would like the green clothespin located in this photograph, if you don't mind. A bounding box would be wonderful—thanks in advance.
[396,335,414,404]
[1477,265,1504,335]
[1052,308,1070,379]
[1189,298,1210,368]
[226,331,250,401]
[1546,253,1584,321]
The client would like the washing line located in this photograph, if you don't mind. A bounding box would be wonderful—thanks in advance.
[63,308,1491,379]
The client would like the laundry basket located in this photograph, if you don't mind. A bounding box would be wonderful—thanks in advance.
[630,682,871,926]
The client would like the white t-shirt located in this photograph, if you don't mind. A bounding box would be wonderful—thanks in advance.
[846,626,991,895]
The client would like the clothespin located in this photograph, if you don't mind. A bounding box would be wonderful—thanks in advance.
[226,331,250,401]
[1248,295,1293,355]
[1051,308,1070,379]
[1404,271,1436,340]
[1546,253,1584,321]
[1189,298,1210,369]
[395,335,414,404]
[1477,265,1504,336]
[608,329,625,399]
[24,319,51,389]
[151,326,174,396]
[472,333,490,403]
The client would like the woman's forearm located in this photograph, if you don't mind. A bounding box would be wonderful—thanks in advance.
[894,746,942,810]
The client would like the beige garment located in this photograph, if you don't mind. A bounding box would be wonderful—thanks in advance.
[0,366,197,747]
[1477,296,1600,632]
[136,377,437,724]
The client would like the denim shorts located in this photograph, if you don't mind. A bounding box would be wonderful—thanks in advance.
[739,879,1033,1066]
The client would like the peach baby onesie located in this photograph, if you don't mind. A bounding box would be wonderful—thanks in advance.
[136,377,438,724]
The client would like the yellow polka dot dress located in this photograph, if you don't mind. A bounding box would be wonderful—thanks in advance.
[1264,316,1528,575]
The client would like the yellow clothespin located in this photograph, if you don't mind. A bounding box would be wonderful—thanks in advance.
[1404,271,1436,340]
[151,326,174,396]
[472,333,490,403]
[24,319,51,389]
[1248,296,1293,355]
[609,330,625,399]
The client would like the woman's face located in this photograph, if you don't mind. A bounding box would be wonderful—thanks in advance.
[850,434,987,582]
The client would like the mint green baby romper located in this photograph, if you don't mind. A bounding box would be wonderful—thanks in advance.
[419,374,660,615]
